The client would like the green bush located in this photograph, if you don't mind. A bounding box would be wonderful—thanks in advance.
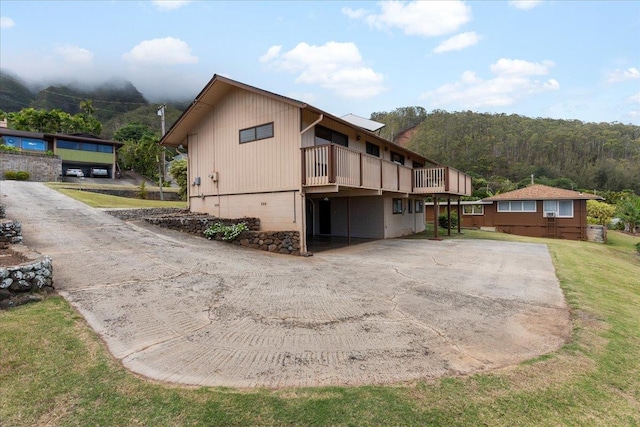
[136,181,148,199]
[636,242,640,254]
[15,171,29,180]
[0,144,21,153]
[204,222,248,241]
[4,170,17,180]
[438,213,459,229]
[169,159,188,200]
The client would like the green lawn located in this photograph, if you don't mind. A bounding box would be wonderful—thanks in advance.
[1,231,638,426]
[46,184,186,209]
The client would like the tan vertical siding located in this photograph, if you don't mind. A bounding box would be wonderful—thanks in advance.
[188,87,302,198]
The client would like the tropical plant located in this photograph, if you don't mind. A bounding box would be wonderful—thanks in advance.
[438,213,458,229]
[168,158,188,200]
[136,181,148,199]
[5,106,102,135]
[616,195,640,233]
[587,199,616,226]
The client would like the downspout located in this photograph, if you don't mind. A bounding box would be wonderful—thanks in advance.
[300,113,324,135]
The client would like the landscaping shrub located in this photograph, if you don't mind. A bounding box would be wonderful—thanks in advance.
[204,222,248,241]
[438,213,458,229]
[16,171,30,181]
[136,181,148,199]
[4,170,17,180]
[0,144,20,153]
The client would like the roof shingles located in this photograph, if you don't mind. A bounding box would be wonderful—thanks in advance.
[483,184,602,201]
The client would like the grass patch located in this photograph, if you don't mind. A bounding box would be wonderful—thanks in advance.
[47,185,186,209]
[1,231,638,426]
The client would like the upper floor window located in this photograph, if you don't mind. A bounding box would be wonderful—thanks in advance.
[390,151,405,165]
[315,125,347,147]
[543,200,573,217]
[366,141,380,157]
[497,200,536,212]
[57,139,113,153]
[240,122,274,144]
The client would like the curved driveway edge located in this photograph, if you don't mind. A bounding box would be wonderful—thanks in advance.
[1,182,570,388]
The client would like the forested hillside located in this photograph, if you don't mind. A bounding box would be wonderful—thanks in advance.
[373,108,640,195]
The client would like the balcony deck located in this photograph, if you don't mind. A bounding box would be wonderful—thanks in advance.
[302,144,472,196]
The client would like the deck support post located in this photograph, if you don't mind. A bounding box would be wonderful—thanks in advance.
[447,197,452,236]
[457,197,462,234]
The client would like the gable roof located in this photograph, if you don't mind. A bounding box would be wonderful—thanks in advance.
[483,184,603,201]
[159,74,439,165]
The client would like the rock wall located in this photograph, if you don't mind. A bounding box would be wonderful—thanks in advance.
[104,207,190,221]
[81,188,182,201]
[0,245,54,309]
[0,204,5,219]
[144,214,261,234]
[0,151,62,182]
[0,219,22,246]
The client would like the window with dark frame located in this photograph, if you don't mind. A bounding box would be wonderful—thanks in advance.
[415,200,424,213]
[390,151,405,165]
[314,125,348,147]
[408,199,413,213]
[393,198,403,214]
[239,122,274,144]
[463,204,484,215]
[366,141,380,157]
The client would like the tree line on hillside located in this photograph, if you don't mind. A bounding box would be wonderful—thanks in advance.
[371,108,640,195]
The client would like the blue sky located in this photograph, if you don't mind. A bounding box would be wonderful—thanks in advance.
[1,1,639,124]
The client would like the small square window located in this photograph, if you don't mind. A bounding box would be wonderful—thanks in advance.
[415,200,424,213]
[393,198,403,214]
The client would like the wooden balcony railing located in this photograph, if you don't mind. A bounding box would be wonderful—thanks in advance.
[302,144,472,196]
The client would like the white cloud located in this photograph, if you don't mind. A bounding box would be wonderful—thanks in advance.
[123,37,198,65]
[0,16,15,28]
[433,31,481,53]
[490,58,555,76]
[341,7,368,20]
[152,0,191,11]
[259,45,282,63]
[421,58,559,109]
[607,67,640,83]
[343,1,471,37]
[260,41,385,99]
[54,44,94,65]
[508,1,543,11]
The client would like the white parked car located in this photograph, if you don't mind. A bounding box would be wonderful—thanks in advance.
[65,168,84,177]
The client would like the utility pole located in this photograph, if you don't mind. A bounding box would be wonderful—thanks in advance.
[157,104,166,201]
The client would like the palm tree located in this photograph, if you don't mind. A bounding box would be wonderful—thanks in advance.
[617,196,640,233]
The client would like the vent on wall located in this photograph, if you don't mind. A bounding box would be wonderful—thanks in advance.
[544,211,556,217]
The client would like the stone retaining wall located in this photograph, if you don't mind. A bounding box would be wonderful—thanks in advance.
[0,204,5,219]
[106,209,300,255]
[0,245,54,309]
[1,218,22,246]
[144,214,261,234]
[82,188,182,201]
[104,207,190,221]
[0,151,62,182]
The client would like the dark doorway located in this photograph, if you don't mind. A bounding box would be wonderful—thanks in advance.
[319,199,331,234]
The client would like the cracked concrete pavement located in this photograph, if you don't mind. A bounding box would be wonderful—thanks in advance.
[1,182,570,388]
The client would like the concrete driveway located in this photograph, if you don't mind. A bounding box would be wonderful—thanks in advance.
[1,182,570,388]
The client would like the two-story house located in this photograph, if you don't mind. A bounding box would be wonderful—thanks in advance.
[160,75,471,253]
